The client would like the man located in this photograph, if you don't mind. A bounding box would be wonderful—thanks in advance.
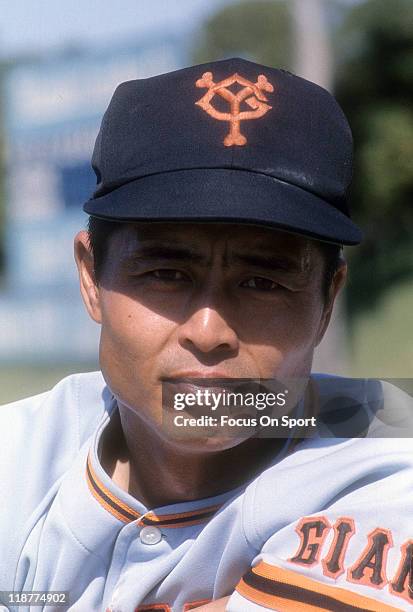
[0,58,412,611]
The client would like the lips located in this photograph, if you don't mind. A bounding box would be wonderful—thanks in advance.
[163,371,239,380]
[162,380,239,412]
[161,375,258,403]
[160,374,270,423]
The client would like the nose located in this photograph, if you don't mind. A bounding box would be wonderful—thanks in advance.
[178,305,239,356]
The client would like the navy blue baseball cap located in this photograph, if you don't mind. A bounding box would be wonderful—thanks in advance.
[84,57,362,245]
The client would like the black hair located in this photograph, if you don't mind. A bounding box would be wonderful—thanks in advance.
[87,216,123,282]
[319,241,344,301]
[87,216,343,301]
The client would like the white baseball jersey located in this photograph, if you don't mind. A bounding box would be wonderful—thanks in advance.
[0,372,412,611]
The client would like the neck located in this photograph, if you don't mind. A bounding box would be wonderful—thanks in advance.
[100,404,288,509]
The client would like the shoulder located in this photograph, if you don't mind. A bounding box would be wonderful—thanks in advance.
[235,434,413,610]
[0,370,110,442]
[230,377,413,610]
[0,372,112,541]
[246,375,413,545]
[312,374,413,437]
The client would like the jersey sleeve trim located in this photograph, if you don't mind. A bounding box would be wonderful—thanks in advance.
[235,562,401,611]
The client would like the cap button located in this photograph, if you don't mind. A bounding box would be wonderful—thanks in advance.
[139,525,162,545]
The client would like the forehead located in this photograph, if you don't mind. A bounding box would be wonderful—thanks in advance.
[110,222,314,257]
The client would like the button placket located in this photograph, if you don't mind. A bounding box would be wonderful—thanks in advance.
[139,525,163,545]
[102,522,141,608]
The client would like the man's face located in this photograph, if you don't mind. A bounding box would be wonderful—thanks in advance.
[75,222,345,447]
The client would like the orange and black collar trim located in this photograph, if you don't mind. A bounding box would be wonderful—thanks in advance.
[86,453,221,528]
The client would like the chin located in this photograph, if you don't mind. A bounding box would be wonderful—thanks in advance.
[166,433,246,454]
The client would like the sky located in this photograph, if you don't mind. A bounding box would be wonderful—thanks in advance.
[0,0,361,59]
[0,0,226,58]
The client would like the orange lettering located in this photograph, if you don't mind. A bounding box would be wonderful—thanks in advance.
[290,516,331,567]
[347,528,393,589]
[389,540,413,604]
[322,517,355,579]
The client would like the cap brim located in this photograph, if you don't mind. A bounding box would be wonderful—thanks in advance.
[83,169,362,245]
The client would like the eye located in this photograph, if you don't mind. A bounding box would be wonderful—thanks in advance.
[149,269,189,282]
[241,277,280,291]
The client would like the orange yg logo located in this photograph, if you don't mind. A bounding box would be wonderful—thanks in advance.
[195,71,274,146]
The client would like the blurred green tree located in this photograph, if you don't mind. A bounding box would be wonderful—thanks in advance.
[193,0,293,69]
[334,0,413,315]
[192,0,413,318]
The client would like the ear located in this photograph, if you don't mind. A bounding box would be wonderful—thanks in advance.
[315,258,347,347]
[74,230,102,324]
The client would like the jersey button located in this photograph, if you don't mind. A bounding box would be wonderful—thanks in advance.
[139,525,162,545]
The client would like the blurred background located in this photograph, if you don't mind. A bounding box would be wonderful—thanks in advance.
[0,0,412,402]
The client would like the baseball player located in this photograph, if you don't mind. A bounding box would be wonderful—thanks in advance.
[0,58,412,612]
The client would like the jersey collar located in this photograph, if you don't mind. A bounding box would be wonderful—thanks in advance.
[85,401,241,528]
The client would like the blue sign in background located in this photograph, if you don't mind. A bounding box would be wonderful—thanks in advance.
[1,35,186,361]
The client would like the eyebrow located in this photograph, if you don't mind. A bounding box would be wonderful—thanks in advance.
[230,253,304,273]
[122,244,306,273]
[122,246,205,265]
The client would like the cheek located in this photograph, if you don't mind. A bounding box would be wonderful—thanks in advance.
[243,293,324,377]
[278,295,324,371]
[101,292,166,357]
[98,291,174,412]
[283,295,324,344]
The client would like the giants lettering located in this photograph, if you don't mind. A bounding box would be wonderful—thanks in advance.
[290,516,412,605]
[135,605,171,612]
[347,528,393,588]
[322,518,355,579]
[135,601,212,611]
[390,540,413,604]
[183,601,212,611]
[289,516,331,566]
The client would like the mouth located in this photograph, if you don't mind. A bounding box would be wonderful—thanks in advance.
[161,373,258,396]
[160,373,266,410]
[162,371,239,381]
